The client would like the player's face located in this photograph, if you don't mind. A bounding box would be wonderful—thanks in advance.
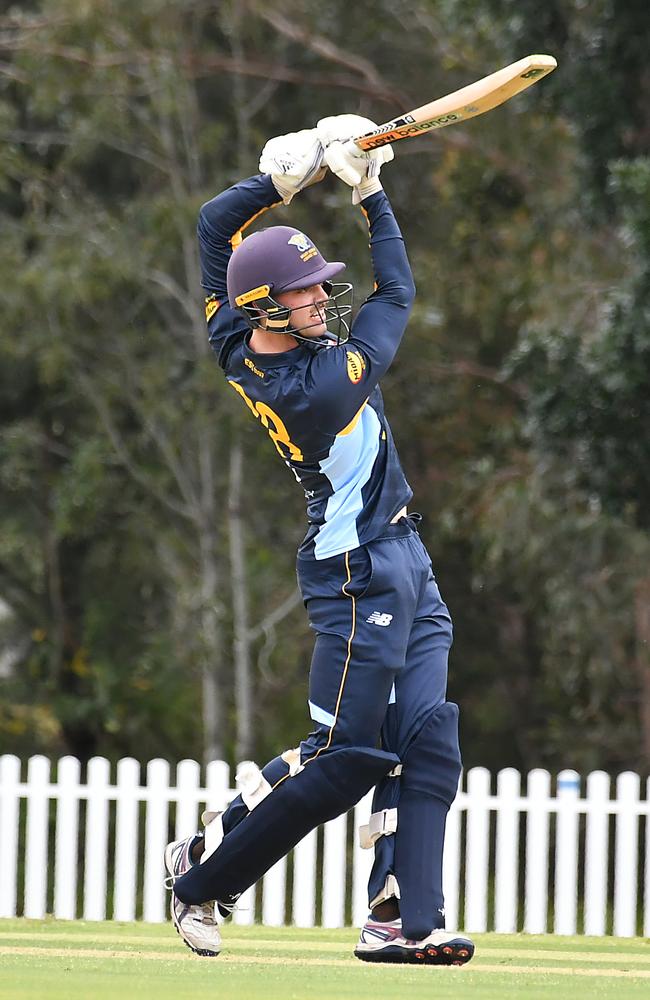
[274,284,328,338]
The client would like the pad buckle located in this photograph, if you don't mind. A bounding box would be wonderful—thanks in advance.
[236,760,272,810]
[359,807,398,849]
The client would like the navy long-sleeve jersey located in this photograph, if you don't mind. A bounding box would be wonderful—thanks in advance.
[199,174,416,560]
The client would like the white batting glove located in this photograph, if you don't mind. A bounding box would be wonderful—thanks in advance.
[316,114,394,204]
[259,128,326,205]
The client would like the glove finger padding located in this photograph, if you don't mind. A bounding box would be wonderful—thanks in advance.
[259,128,325,204]
[323,139,365,187]
[317,115,394,202]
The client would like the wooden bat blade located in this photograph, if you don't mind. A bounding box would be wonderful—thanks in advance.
[353,54,557,150]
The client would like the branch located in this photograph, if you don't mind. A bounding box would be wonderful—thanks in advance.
[427,360,528,398]
[248,587,302,643]
[148,269,198,324]
[252,5,410,106]
[76,370,194,521]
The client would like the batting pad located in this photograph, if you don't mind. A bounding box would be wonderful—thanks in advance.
[367,701,462,938]
[396,701,462,939]
[173,745,400,906]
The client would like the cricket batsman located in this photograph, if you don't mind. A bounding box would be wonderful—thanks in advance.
[163,115,474,966]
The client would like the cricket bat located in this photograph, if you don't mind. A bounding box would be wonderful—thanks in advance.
[352,54,557,150]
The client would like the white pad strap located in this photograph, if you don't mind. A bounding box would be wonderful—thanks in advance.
[388,764,403,777]
[359,807,398,849]
[200,810,224,863]
[281,746,304,776]
[236,760,273,811]
[369,873,401,910]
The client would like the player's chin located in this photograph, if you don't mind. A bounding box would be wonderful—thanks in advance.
[301,320,328,338]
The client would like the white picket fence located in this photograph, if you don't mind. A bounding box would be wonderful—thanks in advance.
[1,756,649,935]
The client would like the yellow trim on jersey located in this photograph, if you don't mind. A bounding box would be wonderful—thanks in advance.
[337,400,368,437]
[230,200,284,250]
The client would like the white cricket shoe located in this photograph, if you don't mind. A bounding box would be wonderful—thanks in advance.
[164,834,221,957]
[354,917,474,965]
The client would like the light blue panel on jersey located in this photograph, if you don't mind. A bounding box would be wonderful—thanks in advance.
[314,405,381,559]
[308,700,337,727]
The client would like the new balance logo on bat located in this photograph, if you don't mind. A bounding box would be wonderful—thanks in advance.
[367,611,393,627]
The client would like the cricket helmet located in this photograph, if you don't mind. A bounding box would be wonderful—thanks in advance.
[226,226,352,346]
[227,226,345,307]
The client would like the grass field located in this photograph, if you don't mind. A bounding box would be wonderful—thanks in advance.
[1,919,649,1000]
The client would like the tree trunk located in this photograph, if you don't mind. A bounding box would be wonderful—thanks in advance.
[228,437,253,761]
[198,515,224,763]
[634,577,650,768]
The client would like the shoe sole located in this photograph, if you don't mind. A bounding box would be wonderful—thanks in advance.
[355,937,474,966]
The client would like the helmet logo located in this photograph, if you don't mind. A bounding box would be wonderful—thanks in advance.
[287,232,313,253]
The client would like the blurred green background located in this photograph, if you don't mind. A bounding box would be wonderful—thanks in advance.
[1,0,649,776]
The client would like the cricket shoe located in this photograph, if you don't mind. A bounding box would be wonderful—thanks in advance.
[354,918,474,965]
[164,834,221,957]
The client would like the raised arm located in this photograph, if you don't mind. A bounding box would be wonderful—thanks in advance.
[306,117,415,432]
[198,175,283,368]
[199,129,326,368]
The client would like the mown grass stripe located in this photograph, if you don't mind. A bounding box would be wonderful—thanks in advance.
[2,931,650,967]
[2,945,650,979]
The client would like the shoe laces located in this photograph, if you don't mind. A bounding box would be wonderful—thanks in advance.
[217,893,243,918]
[195,901,217,926]
[164,874,245,919]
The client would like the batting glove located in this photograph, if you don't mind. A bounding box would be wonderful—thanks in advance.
[316,114,394,204]
[259,128,326,205]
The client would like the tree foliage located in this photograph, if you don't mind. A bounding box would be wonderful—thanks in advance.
[1,0,648,773]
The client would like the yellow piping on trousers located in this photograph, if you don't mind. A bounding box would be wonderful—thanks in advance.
[270,550,356,789]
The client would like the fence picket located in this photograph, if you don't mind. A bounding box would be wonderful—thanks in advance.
[232,884,256,926]
[464,768,490,932]
[351,791,374,927]
[0,755,21,918]
[442,795,461,931]
[554,769,580,934]
[614,771,640,936]
[322,812,347,928]
[495,768,520,933]
[204,760,231,814]
[262,857,287,926]
[53,756,80,919]
[113,758,140,921]
[143,759,170,923]
[584,771,609,936]
[645,777,650,938]
[174,759,201,839]
[293,827,317,927]
[24,755,50,919]
[83,757,110,921]
[524,769,551,933]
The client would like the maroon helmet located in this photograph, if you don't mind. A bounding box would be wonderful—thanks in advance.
[226,226,352,346]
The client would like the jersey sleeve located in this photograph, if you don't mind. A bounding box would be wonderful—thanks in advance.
[198,174,284,370]
[306,188,416,433]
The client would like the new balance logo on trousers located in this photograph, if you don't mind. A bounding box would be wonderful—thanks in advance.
[366,611,393,627]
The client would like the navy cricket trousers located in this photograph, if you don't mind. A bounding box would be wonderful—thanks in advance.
[297,515,453,764]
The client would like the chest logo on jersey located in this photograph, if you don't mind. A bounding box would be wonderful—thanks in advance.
[244,357,265,379]
[346,350,366,384]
